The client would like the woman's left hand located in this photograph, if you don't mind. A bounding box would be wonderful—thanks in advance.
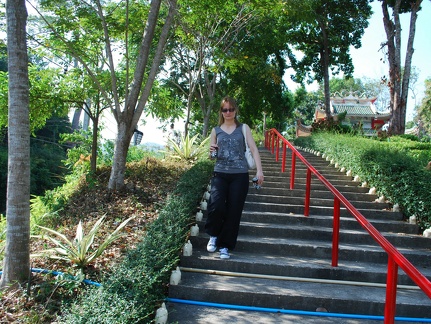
[255,171,264,186]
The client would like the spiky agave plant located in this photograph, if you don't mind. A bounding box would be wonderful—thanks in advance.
[32,215,134,271]
[165,133,210,162]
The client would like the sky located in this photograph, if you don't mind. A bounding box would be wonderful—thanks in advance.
[83,1,431,144]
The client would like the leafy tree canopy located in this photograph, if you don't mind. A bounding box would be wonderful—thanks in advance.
[0,65,78,133]
[224,0,293,128]
[284,0,372,84]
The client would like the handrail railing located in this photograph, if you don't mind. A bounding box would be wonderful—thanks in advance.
[264,128,431,324]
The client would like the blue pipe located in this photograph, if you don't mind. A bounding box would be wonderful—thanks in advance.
[0,268,101,287]
[166,298,431,323]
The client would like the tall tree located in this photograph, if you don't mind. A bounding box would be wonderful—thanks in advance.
[380,0,422,134]
[1,0,31,288]
[224,1,293,130]
[284,0,372,118]
[163,0,255,137]
[33,0,177,190]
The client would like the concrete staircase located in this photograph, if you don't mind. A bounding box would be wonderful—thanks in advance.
[167,148,431,323]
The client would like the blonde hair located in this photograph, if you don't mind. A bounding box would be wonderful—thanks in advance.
[218,96,240,126]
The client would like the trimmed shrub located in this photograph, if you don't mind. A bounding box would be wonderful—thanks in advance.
[295,133,431,230]
[58,160,214,323]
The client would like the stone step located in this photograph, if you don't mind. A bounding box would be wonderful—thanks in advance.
[245,193,391,212]
[178,249,431,287]
[169,271,431,318]
[247,186,379,202]
[189,233,430,268]
[242,201,403,221]
[239,211,419,234]
[257,180,372,194]
[165,302,391,324]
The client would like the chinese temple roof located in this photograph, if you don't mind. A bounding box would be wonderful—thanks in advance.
[317,93,391,120]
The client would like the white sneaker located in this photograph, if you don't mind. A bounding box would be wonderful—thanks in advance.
[219,247,230,259]
[207,236,217,253]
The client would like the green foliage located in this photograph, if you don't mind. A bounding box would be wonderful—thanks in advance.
[285,0,372,84]
[417,78,431,134]
[127,144,164,162]
[0,117,71,214]
[59,160,214,323]
[311,112,350,134]
[60,129,94,172]
[22,271,85,322]
[295,132,431,229]
[0,66,78,133]
[222,2,293,129]
[30,175,83,228]
[0,216,5,260]
[0,147,6,213]
[164,133,210,163]
[30,140,68,196]
[33,215,134,271]
[293,87,321,125]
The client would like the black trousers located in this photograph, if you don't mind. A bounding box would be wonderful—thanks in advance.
[205,172,249,250]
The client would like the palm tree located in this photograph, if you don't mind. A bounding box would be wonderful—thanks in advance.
[1,0,31,288]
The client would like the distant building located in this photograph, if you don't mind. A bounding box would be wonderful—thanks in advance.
[296,92,391,137]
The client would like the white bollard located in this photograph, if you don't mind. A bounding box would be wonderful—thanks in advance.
[155,303,168,324]
[190,224,199,236]
[183,240,193,256]
[169,266,181,285]
[368,187,376,195]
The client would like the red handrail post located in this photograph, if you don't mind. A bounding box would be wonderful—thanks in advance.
[332,197,341,267]
[304,168,311,216]
[275,138,280,162]
[290,152,296,190]
[384,258,398,324]
[271,133,275,154]
[282,143,287,173]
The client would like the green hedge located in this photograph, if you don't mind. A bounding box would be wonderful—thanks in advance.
[294,133,431,230]
[59,160,214,323]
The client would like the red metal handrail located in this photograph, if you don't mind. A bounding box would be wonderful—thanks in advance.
[264,128,431,324]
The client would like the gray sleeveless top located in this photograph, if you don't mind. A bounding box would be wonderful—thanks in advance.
[214,124,248,174]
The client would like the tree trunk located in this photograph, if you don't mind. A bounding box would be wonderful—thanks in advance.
[202,110,211,137]
[107,0,177,190]
[382,0,422,135]
[322,52,331,118]
[108,120,133,190]
[197,70,218,137]
[319,20,331,118]
[91,116,98,173]
[184,92,193,137]
[71,108,82,130]
[1,0,31,288]
[398,0,421,134]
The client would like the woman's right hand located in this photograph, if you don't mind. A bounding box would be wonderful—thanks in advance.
[209,144,218,158]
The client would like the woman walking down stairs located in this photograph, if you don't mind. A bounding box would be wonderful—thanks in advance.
[168,148,431,323]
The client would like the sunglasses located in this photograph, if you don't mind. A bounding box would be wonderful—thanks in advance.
[221,108,235,113]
